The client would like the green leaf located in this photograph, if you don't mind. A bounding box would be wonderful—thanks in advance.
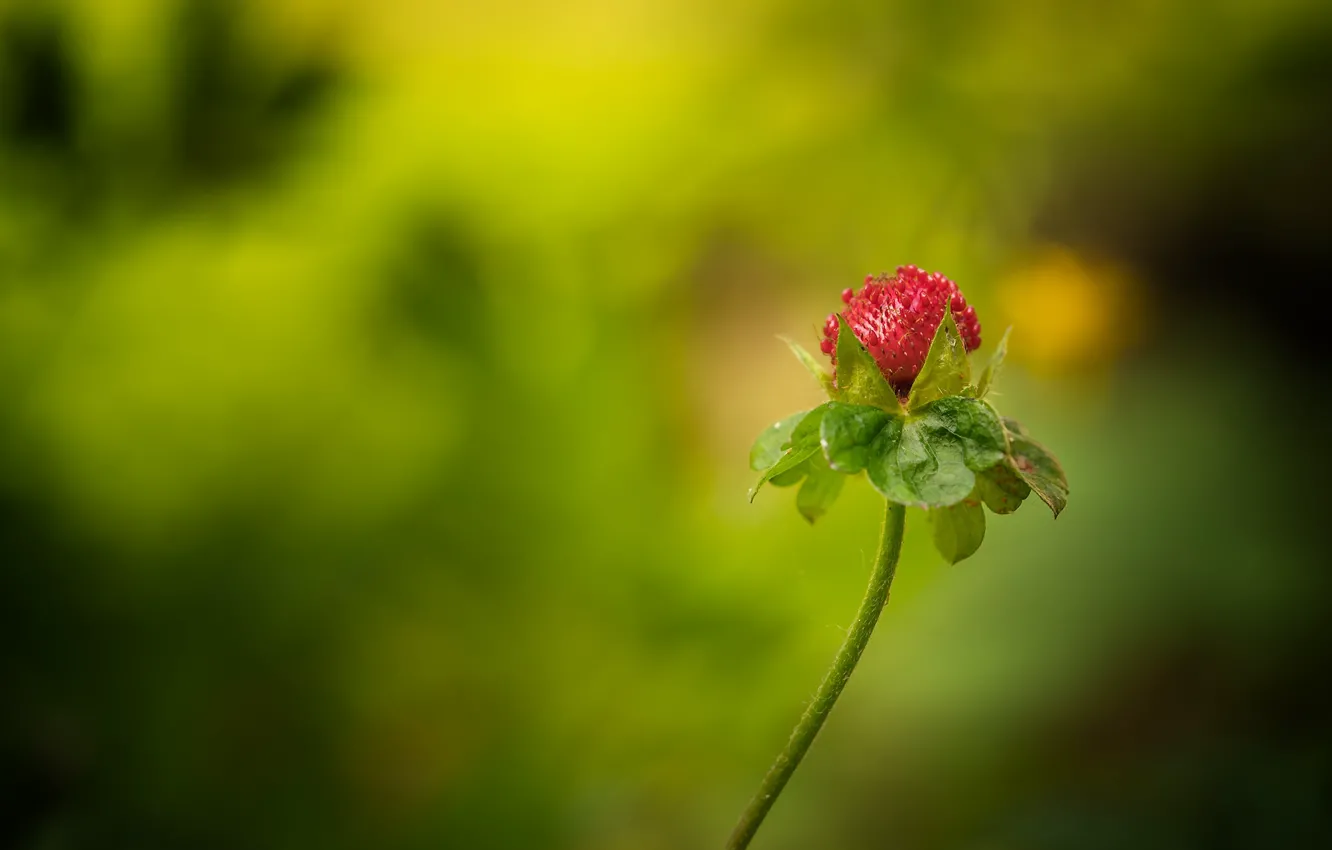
[780,336,835,396]
[1003,417,1069,518]
[866,418,972,507]
[864,396,1006,508]
[750,446,817,501]
[929,500,986,564]
[819,402,896,474]
[835,315,903,413]
[920,396,1007,472]
[749,410,810,471]
[796,456,845,524]
[768,464,809,487]
[749,405,829,501]
[907,303,971,409]
[974,461,1031,514]
[976,326,1011,398]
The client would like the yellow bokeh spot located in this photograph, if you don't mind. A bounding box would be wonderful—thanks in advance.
[996,246,1144,374]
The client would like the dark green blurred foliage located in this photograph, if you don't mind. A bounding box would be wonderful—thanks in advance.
[0,12,74,150]
[2,1,1331,848]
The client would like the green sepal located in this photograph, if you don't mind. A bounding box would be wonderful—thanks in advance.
[974,460,1031,514]
[928,499,986,564]
[780,336,835,396]
[1002,417,1069,518]
[975,326,1011,398]
[835,315,903,414]
[749,404,829,502]
[796,455,845,524]
[907,303,970,410]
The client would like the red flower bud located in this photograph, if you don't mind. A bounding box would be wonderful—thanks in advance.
[821,265,981,393]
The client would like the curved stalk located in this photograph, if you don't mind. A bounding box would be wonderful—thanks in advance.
[726,500,906,850]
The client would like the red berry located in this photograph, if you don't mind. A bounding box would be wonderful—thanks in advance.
[822,265,982,394]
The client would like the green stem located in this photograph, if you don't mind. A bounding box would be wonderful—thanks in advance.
[726,500,906,850]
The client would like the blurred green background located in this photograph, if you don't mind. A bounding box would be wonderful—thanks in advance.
[3,0,1331,848]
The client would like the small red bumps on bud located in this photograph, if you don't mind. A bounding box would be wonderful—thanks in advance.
[822,264,982,394]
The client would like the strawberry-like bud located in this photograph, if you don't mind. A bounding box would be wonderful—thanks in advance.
[819,264,981,394]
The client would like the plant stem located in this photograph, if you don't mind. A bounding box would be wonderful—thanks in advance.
[726,500,906,850]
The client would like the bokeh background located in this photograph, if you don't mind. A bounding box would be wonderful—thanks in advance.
[3,0,1331,848]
